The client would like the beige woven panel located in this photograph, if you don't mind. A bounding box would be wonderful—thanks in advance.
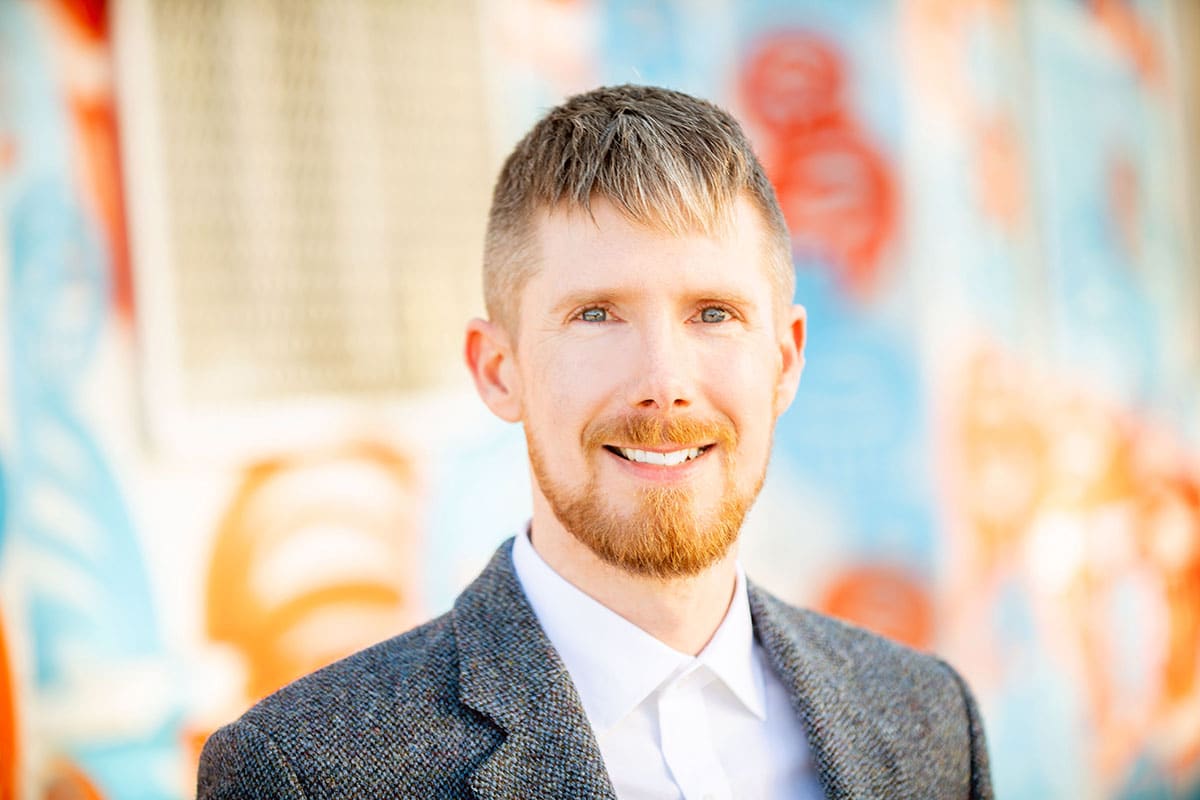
[143,0,489,406]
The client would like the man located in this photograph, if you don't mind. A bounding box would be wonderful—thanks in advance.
[198,85,993,799]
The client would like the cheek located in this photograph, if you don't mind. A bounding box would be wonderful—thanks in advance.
[706,340,782,416]
[524,344,621,435]
[704,347,782,477]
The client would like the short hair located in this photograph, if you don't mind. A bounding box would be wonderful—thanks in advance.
[482,84,794,331]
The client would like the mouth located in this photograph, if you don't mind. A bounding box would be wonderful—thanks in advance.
[603,444,713,466]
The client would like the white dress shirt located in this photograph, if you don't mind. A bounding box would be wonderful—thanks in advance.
[511,530,824,800]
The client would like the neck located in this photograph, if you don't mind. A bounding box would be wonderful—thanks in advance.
[527,505,739,656]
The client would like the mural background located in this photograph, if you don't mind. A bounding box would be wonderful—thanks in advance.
[1,0,1197,798]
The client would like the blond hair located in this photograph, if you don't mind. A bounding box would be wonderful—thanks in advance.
[483,84,793,330]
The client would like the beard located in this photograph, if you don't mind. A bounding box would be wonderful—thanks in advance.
[526,414,767,579]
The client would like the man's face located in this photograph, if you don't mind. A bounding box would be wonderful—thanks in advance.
[497,196,804,578]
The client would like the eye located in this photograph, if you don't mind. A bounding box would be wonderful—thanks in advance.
[698,306,732,323]
[579,307,608,322]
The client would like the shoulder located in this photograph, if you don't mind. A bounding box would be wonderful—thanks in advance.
[245,610,462,723]
[750,584,993,798]
[198,610,501,798]
[748,588,971,732]
[246,606,460,719]
[750,581,966,703]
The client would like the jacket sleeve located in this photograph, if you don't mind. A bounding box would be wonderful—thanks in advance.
[197,719,307,800]
[942,661,994,800]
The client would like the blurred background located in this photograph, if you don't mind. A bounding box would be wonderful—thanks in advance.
[1,0,1198,797]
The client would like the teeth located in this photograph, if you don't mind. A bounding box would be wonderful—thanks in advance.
[618,447,702,465]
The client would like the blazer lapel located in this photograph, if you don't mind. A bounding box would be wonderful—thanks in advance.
[749,584,913,799]
[453,540,617,800]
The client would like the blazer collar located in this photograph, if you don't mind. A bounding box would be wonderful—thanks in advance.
[748,581,914,799]
[452,538,911,799]
[452,538,617,800]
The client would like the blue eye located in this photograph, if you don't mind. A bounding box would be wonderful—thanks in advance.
[580,308,608,322]
[699,307,730,323]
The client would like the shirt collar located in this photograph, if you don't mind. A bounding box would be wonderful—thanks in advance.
[511,528,767,732]
[696,556,768,721]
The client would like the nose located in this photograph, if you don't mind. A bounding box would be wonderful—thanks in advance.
[627,319,693,411]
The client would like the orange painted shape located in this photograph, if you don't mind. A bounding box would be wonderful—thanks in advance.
[42,760,105,800]
[0,615,16,800]
[819,565,936,650]
[975,116,1026,232]
[956,351,1051,564]
[43,0,135,321]
[49,0,108,42]
[206,444,422,704]
[245,583,407,699]
[68,96,134,320]
[1089,0,1163,86]
[0,138,16,174]
[1152,475,1200,706]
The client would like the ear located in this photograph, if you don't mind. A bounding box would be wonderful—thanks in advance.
[773,304,806,417]
[464,318,522,422]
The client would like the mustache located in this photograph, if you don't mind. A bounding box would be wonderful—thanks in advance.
[583,415,736,450]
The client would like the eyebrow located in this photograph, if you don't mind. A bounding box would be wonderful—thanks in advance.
[548,288,760,316]
[548,290,624,316]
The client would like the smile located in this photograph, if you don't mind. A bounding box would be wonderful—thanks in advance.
[604,445,712,466]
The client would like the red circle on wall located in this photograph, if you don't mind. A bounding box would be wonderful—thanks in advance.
[740,30,846,137]
[769,128,896,294]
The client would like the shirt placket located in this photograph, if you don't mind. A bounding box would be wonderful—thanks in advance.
[657,665,733,800]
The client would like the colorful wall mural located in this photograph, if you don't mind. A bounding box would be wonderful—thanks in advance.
[0,0,1197,798]
[205,444,423,707]
[1,1,179,796]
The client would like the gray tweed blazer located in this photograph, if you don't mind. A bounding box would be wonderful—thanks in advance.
[198,538,993,799]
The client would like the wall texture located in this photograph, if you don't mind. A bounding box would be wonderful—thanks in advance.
[0,1,1197,798]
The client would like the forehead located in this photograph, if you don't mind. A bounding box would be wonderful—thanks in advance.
[526,196,775,303]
